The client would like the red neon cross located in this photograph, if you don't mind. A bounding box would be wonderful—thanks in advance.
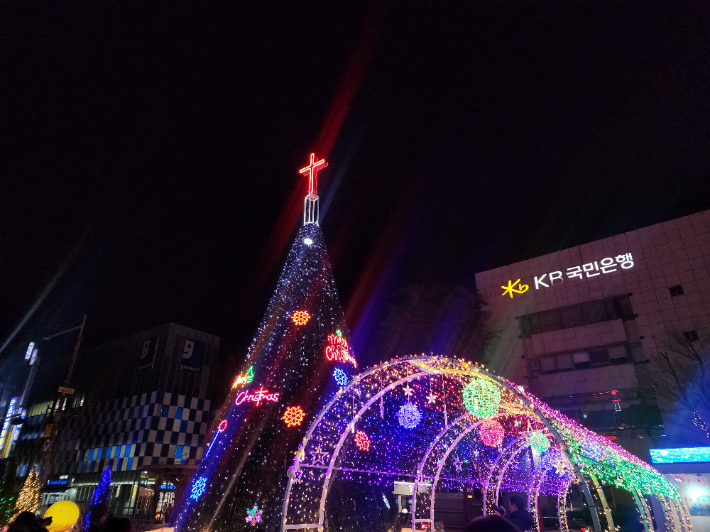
[299,153,328,196]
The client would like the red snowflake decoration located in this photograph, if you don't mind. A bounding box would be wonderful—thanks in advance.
[354,430,370,451]
[479,419,504,447]
[282,406,306,427]
[291,311,311,326]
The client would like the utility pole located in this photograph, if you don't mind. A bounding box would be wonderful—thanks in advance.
[38,315,87,484]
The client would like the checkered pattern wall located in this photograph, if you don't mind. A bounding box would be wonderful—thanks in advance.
[18,391,210,477]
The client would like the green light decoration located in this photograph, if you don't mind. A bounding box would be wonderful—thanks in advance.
[462,377,501,418]
[527,431,550,453]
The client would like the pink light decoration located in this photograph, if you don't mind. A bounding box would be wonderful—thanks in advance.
[235,387,280,407]
[325,334,357,367]
[218,420,228,432]
[299,153,328,196]
[479,419,505,447]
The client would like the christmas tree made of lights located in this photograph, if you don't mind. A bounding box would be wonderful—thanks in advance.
[173,153,356,532]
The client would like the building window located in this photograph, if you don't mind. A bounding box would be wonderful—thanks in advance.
[589,348,610,367]
[519,295,635,337]
[669,285,684,297]
[683,330,699,342]
[573,352,591,370]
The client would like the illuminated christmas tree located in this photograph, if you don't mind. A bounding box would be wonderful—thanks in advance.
[0,458,19,527]
[12,465,39,520]
[83,465,112,530]
[173,154,355,532]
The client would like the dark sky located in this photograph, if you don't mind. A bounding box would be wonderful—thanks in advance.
[1,2,709,394]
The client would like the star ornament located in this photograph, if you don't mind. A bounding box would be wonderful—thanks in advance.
[402,384,414,397]
[426,392,438,404]
[310,445,329,466]
[453,454,463,472]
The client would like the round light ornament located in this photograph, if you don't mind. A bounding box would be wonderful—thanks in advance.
[398,403,422,429]
[479,419,505,447]
[462,377,501,418]
[44,501,80,532]
[527,430,550,453]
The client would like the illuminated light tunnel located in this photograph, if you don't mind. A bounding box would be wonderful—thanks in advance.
[281,356,688,532]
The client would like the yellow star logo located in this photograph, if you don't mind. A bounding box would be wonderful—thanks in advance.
[501,279,529,298]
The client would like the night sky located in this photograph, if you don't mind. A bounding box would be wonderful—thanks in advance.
[1,2,709,396]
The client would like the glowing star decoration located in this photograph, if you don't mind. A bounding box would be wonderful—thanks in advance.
[190,477,207,501]
[282,406,306,427]
[462,377,501,418]
[426,392,438,404]
[235,387,280,407]
[232,366,255,389]
[245,505,262,526]
[303,237,313,246]
[479,419,505,447]
[402,384,414,398]
[501,279,529,298]
[354,430,370,451]
[218,420,228,432]
[453,454,463,472]
[310,445,329,466]
[291,310,311,326]
[325,331,357,367]
[299,152,328,196]
[527,431,550,453]
[398,403,422,429]
[333,368,348,386]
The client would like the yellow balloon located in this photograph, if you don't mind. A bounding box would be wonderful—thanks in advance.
[44,500,80,532]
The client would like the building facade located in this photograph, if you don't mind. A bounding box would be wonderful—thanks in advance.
[10,323,220,519]
[475,209,710,457]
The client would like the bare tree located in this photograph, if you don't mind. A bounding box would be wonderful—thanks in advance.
[375,284,494,364]
[653,328,710,439]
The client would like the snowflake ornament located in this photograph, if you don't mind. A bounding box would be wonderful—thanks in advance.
[190,476,207,501]
[333,368,348,386]
[283,406,306,427]
[246,505,262,525]
[354,430,370,451]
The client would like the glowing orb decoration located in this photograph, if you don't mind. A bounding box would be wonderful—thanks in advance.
[303,237,313,246]
[527,431,550,453]
[398,403,422,429]
[218,420,228,432]
[462,377,501,418]
[479,419,505,447]
[190,476,207,501]
[291,310,311,326]
[246,505,262,526]
[354,430,370,451]
[283,406,306,427]
[333,368,348,386]
[44,500,80,532]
